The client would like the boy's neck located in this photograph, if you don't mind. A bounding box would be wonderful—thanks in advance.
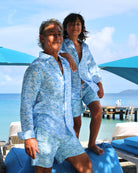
[69,36,78,45]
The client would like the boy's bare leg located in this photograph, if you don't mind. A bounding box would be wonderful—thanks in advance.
[66,152,92,173]
[73,101,104,155]
[35,166,52,173]
[73,116,81,138]
[87,101,104,155]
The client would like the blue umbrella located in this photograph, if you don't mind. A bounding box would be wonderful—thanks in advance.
[0,47,36,65]
[98,56,138,84]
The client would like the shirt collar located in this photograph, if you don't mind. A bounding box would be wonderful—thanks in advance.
[64,38,83,45]
[39,51,53,60]
[39,51,66,65]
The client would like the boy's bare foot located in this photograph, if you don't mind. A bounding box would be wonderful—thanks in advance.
[88,144,104,155]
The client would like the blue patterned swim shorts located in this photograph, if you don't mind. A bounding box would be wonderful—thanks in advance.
[72,82,100,117]
[32,127,85,168]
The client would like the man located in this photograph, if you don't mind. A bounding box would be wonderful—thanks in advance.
[18,19,92,173]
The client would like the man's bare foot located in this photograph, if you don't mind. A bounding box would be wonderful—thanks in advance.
[88,144,104,155]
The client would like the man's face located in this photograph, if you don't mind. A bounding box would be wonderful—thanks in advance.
[42,24,63,55]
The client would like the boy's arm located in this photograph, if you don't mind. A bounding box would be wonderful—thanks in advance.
[60,53,77,72]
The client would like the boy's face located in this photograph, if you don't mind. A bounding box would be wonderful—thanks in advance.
[41,24,63,55]
[66,18,82,38]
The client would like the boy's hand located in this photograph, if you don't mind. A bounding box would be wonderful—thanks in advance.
[60,53,77,72]
[97,82,104,98]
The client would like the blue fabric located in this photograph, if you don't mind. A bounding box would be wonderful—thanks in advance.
[72,83,100,117]
[4,148,34,173]
[99,56,138,68]
[81,82,100,106]
[5,143,123,173]
[111,139,138,155]
[98,56,138,84]
[124,136,138,148]
[18,52,75,140]
[86,143,123,173]
[0,47,36,65]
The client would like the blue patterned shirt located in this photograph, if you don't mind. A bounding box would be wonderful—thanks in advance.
[60,38,102,99]
[18,52,75,140]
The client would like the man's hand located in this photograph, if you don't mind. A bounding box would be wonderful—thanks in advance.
[97,82,104,98]
[60,53,77,72]
[25,138,39,159]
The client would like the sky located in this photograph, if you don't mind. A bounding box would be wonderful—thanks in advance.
[0,0,138,93]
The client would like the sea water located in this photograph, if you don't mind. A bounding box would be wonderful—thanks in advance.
[0,93,138,142]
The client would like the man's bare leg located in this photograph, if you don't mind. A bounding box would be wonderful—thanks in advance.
[35,166,52,173]
[66,152,92,173]
[87,101,104,155]
[35,153,92,173]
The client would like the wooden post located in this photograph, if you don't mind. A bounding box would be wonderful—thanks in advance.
[120,110,124,120]
[102,108,105,119]
[107,115,110,119]
[101,106,138,121]
[134,110,137,122]
[113,108,115,119]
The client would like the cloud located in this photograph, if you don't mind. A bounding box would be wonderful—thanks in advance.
[86,27,138,64]
[0,66,26,93]
[1,0,138,26]
[88,27,114,49]
[8,9,17,25]
[0,74,12,85]
[27,0,138,23]
[0,25,40,56]
[127,34,138,53]
[86,27,115,64]
[110,33,138,59]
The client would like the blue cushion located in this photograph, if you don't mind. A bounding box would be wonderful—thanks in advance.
[18,156,35,173]
[111,139,138,155]
[5,143,123,173]
[124,136,138,148]
[4,148,29,173]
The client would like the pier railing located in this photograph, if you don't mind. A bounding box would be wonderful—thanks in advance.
[83,106,138,122]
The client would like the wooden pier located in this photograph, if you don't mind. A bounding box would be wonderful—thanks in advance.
[83,106,138,122]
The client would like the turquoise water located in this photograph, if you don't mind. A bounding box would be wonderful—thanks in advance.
[0,93,138,142]
[79,117,127,142]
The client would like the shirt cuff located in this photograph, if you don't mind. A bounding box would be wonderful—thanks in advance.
[93,75,102,84]
[18,130,35,140]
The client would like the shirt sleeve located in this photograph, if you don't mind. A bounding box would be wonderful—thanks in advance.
[18,64,42,140]
[87,45,102,83]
